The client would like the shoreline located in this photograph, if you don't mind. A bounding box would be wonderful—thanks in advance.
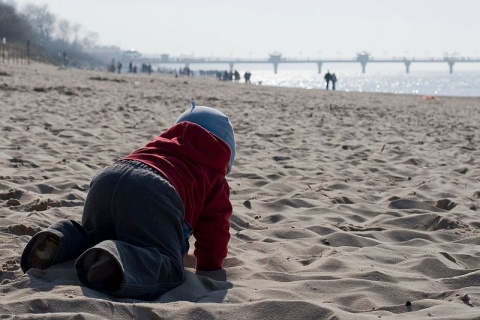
[151,63,480,98]
[5,61,480,99]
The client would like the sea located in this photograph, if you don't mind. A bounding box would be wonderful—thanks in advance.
[155,62,480,97]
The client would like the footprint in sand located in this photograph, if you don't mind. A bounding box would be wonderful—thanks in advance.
[388,198,444,212]
[331,196,354,204]
[428,216,464,231]
[0,189,23,200]
[6,224,40,236]
[388,198,457,212]
[435,199,457,211]
[32,299,50,311]
[337,224,384,232]
[6,199,21,206]
[23,199,62,212]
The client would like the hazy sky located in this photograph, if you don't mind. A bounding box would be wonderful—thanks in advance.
[12,0,480,59]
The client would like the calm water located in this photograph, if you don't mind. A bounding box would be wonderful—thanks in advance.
[156,62,480,97]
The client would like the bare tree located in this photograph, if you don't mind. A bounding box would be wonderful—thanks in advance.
[82,31,99,48]
[22,3,56,44]
[0,1,115,67]
[57,19,71,42]
[72,23,81,45]
[0,1,32,41]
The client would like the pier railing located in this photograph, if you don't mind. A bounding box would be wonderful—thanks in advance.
[139,54,480,74]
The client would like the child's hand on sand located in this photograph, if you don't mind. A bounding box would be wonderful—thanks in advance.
[183,253,196,268]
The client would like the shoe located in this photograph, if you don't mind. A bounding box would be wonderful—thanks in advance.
[84,251,121,290]
[28,234,60,270]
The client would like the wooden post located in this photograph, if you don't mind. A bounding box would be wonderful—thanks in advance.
[27,40,30,64]
[2,37,5,63]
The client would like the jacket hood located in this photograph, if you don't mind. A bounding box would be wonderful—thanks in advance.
[153,121,231,174]
[175,105,235,173]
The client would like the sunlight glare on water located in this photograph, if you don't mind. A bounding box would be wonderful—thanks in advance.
[158,62,480,97]
[246,67,480,97]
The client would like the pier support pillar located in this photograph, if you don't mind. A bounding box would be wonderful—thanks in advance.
[404,60,411,73]
[356,52,369,74]
[273,62,279,74]
[229,62,234,72]
[360,62,367,74]
[447,61,455,74]
[317,62,323,74]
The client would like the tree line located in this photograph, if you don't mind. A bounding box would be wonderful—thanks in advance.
[0,0,122,67]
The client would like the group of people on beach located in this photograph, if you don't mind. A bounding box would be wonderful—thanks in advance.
[214,70,252,83]
[107,59,152,75]
[324,71,337,90]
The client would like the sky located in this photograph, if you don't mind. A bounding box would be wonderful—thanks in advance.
[11,0,480,60]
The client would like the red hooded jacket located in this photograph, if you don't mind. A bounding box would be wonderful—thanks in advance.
[123,121,232,271]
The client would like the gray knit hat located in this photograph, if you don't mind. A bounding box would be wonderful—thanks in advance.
[175,103,236,173]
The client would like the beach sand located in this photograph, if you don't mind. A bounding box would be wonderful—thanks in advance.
[1,63,480,319]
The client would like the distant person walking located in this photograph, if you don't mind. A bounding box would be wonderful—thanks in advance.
[324,71,333,90]
[331,73,337,90]
[244,72,251,84]
[233,70,240,81]
[62,52,68,67]
[109,59,116,73]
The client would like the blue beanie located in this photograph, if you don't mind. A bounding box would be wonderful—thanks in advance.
[175,104,236,173]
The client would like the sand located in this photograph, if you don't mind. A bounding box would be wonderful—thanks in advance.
[0,63,480,319]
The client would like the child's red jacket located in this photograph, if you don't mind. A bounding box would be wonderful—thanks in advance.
[123,121,232,271]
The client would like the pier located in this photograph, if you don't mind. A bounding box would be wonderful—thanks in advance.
[137,52,480,74]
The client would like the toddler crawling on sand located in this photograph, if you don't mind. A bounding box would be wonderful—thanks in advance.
[20,104,235,300]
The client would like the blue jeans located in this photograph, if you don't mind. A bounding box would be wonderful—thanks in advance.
[21,160,191,300]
